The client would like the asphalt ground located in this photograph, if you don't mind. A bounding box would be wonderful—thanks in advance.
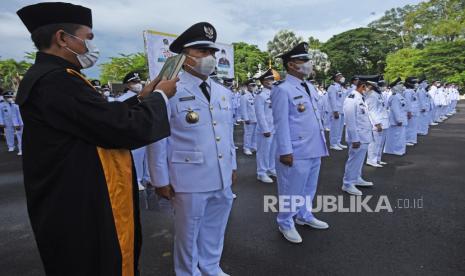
[1,102,464,275]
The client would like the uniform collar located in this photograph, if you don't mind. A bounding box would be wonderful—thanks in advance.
[35,51,81,72]
[285,74,305,86]
[182,71,212,89]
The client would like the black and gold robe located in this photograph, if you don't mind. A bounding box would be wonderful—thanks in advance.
[16,52,170,276]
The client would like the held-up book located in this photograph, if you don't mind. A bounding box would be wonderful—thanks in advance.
[158,54,186,80]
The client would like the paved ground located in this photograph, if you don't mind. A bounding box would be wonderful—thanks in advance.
[1,102,465,276]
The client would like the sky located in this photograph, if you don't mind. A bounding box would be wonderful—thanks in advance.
[0,0,424,78]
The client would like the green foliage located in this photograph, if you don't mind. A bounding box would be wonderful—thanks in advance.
[233,42,270,83]
[384,48,423,82]
[0,56,32,91]
[321,27,399,79]
[368,5,419,48]
[308,36,322,49]
[385,40,465,86]
[99,53,148,83]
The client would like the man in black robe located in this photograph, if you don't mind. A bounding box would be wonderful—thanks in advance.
[16,2,177,275]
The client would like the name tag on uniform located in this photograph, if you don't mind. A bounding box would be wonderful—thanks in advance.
[293,95,303,100]
[179,96,195,102]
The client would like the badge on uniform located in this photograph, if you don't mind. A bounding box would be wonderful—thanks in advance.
[297,103,306,112]
[179,96,195,102]
[186,108,200,124]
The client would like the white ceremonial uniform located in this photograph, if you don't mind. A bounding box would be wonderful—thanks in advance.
[366,91,389,165]
[327,82,345,146]
[384,92,408,155]
[232,91,241,122]
[404,88,419,144]
[272,74,328,230]
[254,87,275,177]
[147,71,236,276]
[241,91,257,151]
[317,89,330,130]
[416,85,431,135]
[0,101,23,151]
[115,90,137,102]
[342,91,374,187]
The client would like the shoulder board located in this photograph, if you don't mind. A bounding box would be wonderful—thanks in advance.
[348,93,355,99]
[273,80,285,86]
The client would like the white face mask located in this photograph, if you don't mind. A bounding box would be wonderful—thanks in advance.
[339,77,346,84]
[65,33,100,69]
[6,98,14,103]
[295,61,313,76]
[103,91,110,97]
[187,55,217,77]
[130,83,143,93]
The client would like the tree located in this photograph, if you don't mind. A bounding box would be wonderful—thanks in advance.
[404,0,465,44]
[267,29,303,70]
[321,27,399,79]
[308,36,322,49]
[368,5,418,48]
[384,48,423,82]
[233,42,270,83]
[99,53,148,84]
[0,57,32,91]
[384,40,465,87]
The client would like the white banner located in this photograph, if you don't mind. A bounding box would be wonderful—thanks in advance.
[143,30,234,80]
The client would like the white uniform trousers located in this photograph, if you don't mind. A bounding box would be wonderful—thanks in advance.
[256,133,275,176]
[329,114,344,146]
[384,126,406,156]
[417,111,429,135]
[4,126,15,149]
[367,130,387,164]
[343,143,368,186]
[173,187,233,276]
[131,146,146,184]
[276,157,322,230]
[406,116,418,144]
[243,122,257,151]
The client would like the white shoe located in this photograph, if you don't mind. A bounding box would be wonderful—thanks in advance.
[278,226,302,243]
[366,161,383,168]
[138,183,145,191]
[232,193,237,199]
[257,174,273,183]
[8,147,14,152]
[295,217,329,229]
[379,161,387,165]
[430,122,438,126]
[355,179,374,187]
[406,143,414,146]
[325,128,330,132]
[330,145,343,151]
[342,185,363,196]
[243,149,253,155]
[338,143,348,149]
[17,151,22,156]
[267,170,277,177]
[234,146,239,150]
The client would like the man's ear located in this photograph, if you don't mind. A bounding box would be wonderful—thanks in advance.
[55,30,68,48]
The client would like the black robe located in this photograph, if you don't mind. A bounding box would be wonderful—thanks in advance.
[17,52,170,276]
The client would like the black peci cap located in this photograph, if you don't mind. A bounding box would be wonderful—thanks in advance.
[17,2,92,33]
